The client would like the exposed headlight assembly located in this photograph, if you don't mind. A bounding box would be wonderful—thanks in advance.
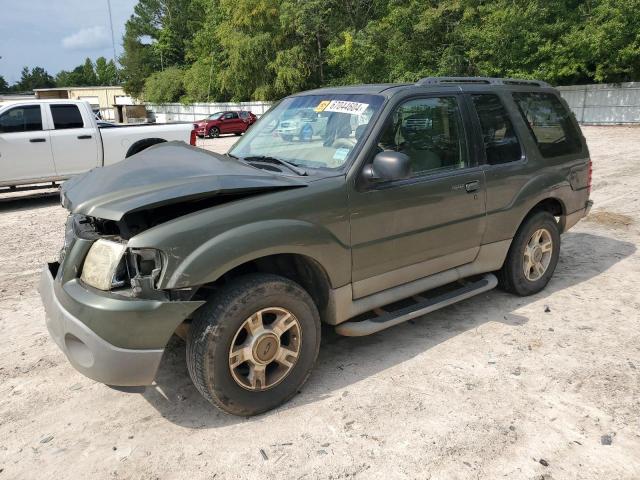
[81,240,163,294]
[80,239,127,290]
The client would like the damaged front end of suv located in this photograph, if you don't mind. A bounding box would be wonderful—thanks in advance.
[40,141,308,386]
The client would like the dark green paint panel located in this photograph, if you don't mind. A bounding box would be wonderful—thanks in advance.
[54,278,203,350]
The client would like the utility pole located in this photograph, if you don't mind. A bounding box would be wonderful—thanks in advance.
[106,0,119,82]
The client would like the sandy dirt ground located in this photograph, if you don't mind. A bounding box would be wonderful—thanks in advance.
[0,128,638,480]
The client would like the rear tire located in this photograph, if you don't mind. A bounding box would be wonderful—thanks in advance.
[186,273,320,416]
[498,210,560,296]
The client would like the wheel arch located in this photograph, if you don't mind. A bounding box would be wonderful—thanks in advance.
[125,138,167,158]
[196,253,333,323]
[520,196,567,233]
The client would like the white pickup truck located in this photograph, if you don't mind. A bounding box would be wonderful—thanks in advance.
[0,99,195,189]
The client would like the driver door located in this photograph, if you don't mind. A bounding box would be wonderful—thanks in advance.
[0,104,56,184]
[348,94,487,299]
[221,112,242,133]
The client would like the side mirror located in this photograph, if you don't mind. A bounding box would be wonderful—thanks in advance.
[362,151,411,182]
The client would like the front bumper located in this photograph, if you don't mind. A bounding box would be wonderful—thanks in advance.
[39,259,204,386]
[40,264,163,385]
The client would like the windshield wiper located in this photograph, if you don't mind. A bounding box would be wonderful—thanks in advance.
[241,155,308,176]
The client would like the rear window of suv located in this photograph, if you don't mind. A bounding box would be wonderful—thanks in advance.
[512,92,582,158]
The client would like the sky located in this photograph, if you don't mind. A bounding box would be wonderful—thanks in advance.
[0,0,138,84]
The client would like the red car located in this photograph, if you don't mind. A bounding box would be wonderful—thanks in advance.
[239,110,257,126]
[194,111,256,138]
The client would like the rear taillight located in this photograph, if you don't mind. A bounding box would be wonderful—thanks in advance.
[587,158,592,194]
[190,128,197,146]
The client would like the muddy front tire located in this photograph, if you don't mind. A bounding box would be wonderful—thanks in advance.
[186,274,320,416]
[498,210,561,296]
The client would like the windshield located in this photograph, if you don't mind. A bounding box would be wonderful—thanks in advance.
[229,94,385,170]
[208,112,223,120]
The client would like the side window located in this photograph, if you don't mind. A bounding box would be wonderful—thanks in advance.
[471,94,522,164]
[512,92,582,157]
[378,97,468,176]
[225,112,238,119]
[51,104,84,129]
[0,105,43,133]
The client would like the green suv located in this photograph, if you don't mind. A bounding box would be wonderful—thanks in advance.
[40,77,593,416]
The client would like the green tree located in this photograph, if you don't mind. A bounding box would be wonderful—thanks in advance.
[55,57,104,87]
[556,0,640,83]
[120,0,205,98]
[95,57,119,85]
[81,58,98,85]
[143,66,185,102]
[120,27,159,97]
[0,75,8,92]
[14,66,55,91]
[123,0,640,100]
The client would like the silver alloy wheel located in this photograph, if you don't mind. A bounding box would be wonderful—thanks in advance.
[228,307,302,391]
[523,228,553,281]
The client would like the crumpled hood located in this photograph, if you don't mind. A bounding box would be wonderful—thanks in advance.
[61,142,307,221]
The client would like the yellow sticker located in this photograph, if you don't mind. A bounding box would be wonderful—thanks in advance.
[315,100,331,112]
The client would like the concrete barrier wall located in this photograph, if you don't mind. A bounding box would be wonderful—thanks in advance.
[143,84,640,125]
[558,82,640,124]
[145,101,273,123]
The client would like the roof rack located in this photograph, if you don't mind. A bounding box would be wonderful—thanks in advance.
[416,77,550,87]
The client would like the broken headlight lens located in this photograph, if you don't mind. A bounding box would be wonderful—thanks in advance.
[80,239,127,291]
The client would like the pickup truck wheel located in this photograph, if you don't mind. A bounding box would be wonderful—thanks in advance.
[498,210,560,296]
[208,127,220,138]
[186,273,320,416]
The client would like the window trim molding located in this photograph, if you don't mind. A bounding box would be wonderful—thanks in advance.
[511,91,584,159]
[358,92,475,191]
[467,92,527,167]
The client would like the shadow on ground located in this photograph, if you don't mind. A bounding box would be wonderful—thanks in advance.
[0,190,59,212]
[140,231,635,427]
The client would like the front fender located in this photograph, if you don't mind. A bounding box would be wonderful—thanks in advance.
[165,219,350,289]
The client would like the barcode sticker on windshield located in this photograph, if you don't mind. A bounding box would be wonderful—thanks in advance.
[323,100,369,115]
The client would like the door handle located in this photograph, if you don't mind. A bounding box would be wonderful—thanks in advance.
[77,135,92,139]
[465,180,480,192]
[29,138,46,143]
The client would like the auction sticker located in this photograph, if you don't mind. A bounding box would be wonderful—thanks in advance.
[323,100,369,115]
[315,100,331,112]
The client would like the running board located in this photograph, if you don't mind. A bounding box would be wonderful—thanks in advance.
[335,273,498,336]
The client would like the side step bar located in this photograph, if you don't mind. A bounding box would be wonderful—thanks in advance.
[335,274,498,336]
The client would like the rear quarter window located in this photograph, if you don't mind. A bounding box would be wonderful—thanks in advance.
[512,92,582,157]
